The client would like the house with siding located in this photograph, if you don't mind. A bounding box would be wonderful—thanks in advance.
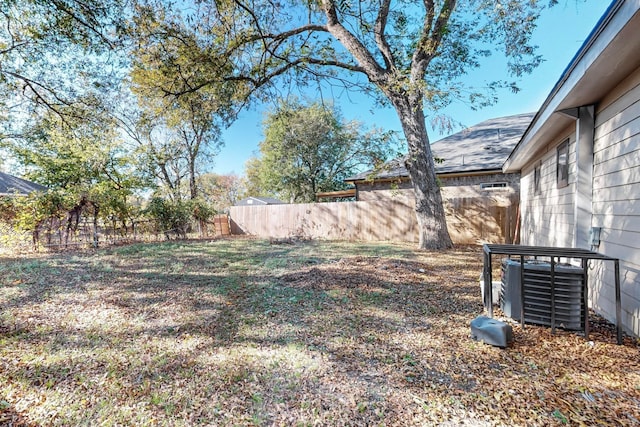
[503,0,640,336]
[346,112,535,244]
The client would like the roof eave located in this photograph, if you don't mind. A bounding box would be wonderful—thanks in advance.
[504,0,640,172]
[346,168,511,184]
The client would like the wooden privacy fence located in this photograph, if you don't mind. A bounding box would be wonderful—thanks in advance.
[229,196,519,244]
[230,200,418,242]
[213,214,230,236]
[444,194,519,244]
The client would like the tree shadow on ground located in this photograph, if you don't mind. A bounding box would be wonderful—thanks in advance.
[0,240,637,426]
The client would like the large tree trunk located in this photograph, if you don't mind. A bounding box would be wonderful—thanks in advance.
[189,159,197,200]
[391,95,453,250]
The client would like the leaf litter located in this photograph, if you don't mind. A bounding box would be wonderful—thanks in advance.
[0,238,638,426]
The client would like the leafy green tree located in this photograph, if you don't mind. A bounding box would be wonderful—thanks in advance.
[5,190,67,249]
[171,97,224,200]
[144,196,214,239]
[127,3,242,201]
[3,110,144,245]
[127,86,225,201]
[114,106,184,201]
[130,0,555,248]
[243,156,278,201]
[116,103,223,203]
[0,0,138,245]
[1,0,229,243]
[246,99,395,203]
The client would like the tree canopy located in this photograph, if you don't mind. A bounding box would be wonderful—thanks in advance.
[127,0,556,248]
[198,173,245,211]
[1,0,561,249]
[0,0,126,124]
[246,99,395,203]
[0,0,230,244]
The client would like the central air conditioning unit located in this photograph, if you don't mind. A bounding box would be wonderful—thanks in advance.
[500,259,585,330]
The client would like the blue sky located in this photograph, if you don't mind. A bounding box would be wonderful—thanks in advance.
[212,0,612,176]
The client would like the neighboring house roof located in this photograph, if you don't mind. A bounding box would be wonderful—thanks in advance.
[504,0,640,172]
[0,171,47,196]
[235,196,285,206]
[346,112,535,182]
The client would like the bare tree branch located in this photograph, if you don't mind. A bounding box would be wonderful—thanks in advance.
[374,0,394,71]
[321,0,387,84]
[50,0,116,48]
[412,0,457,79]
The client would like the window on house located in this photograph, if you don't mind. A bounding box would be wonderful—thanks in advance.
[480,182,508,190]
[533,163,541,195]
[557,139,569,188]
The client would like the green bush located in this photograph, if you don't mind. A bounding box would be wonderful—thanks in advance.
[144,197,194,239]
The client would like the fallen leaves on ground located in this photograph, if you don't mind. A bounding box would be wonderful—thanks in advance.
[0,238,638,426]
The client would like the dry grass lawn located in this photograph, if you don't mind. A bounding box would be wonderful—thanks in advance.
[0,238,638,426]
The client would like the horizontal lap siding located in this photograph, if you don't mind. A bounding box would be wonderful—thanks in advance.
[591,67,640,336]
[520,131,576,248]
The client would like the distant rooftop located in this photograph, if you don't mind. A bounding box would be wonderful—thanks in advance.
[235,196,285,206]
[0,171,47,196]
[347,112,535,182]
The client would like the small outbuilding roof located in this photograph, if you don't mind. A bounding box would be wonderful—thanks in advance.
[346,112,535,182]
[235,196,285,206]
[0,171,47,196]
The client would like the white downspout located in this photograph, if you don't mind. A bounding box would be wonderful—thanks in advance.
[558,105,595,249]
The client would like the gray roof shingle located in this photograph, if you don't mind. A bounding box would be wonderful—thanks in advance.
[235,196,285,206]
[0,171,47,196]
[347,112,535,181]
